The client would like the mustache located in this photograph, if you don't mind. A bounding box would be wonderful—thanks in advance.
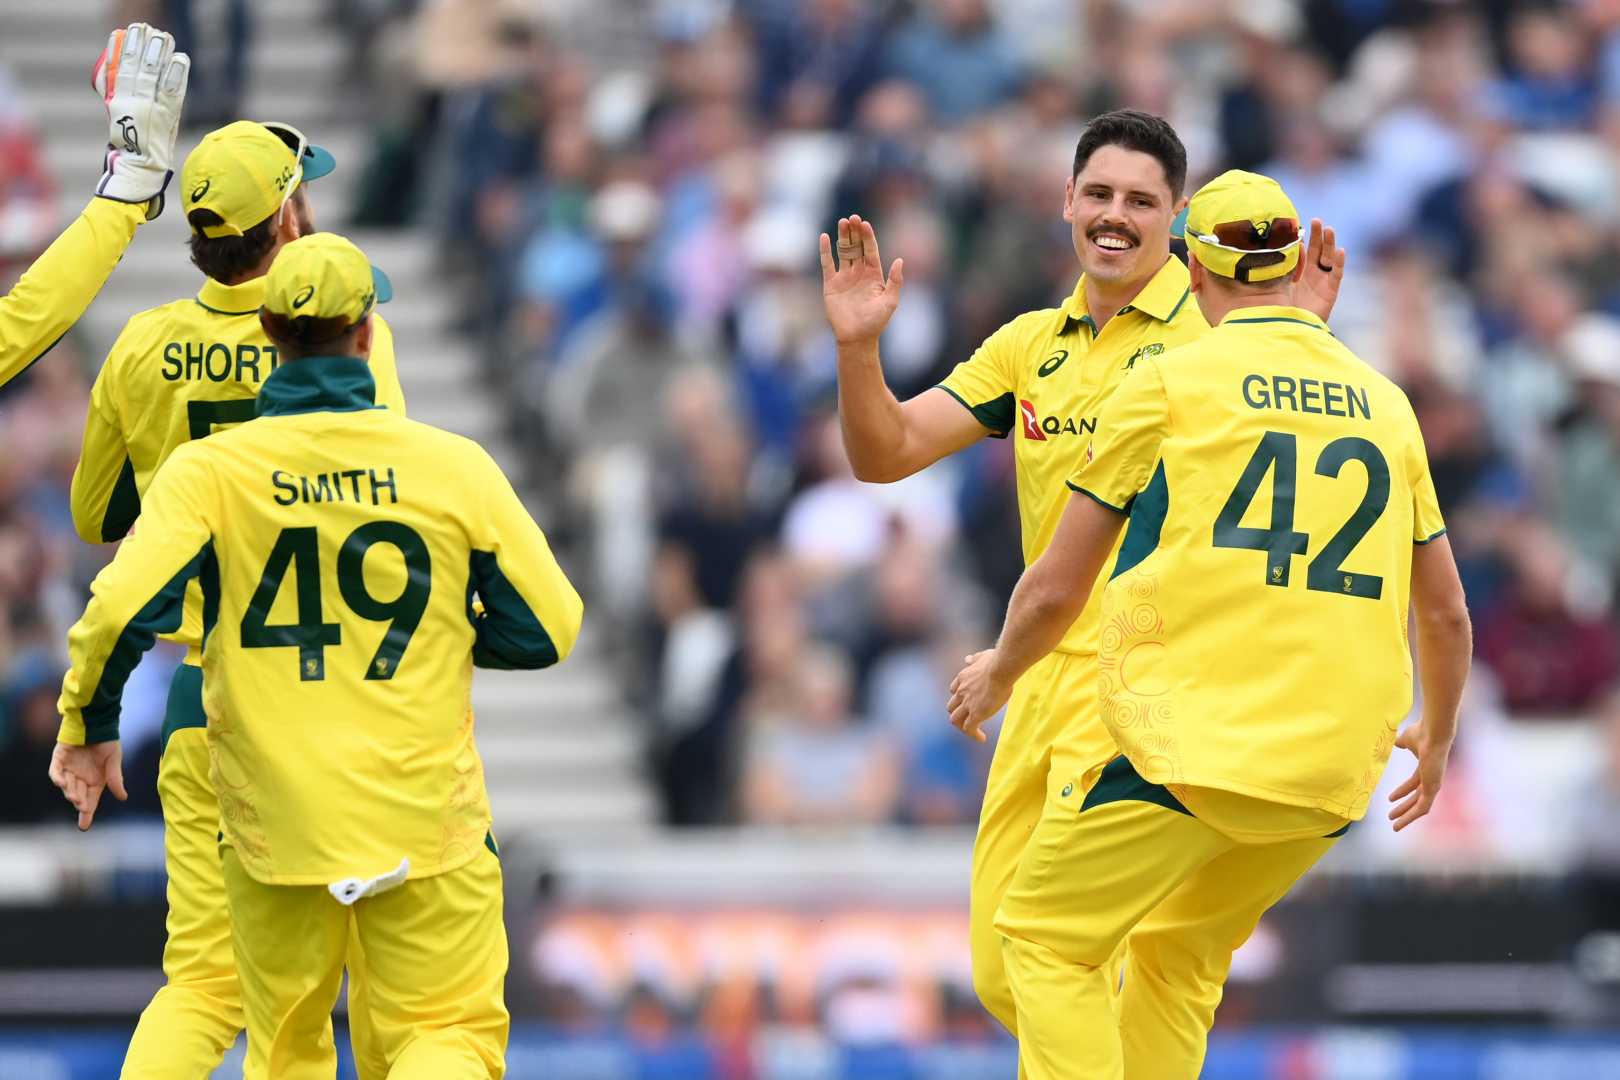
[1086,224,1139,245]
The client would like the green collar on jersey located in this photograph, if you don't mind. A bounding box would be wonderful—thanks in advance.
[257,355,380,417]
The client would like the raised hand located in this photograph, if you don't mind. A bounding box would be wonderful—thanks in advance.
[1297,218,1345,322]
[820,214,905,346]
[93,22,191,219]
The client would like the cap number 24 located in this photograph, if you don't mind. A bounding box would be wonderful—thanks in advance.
[1211,431,1389,600]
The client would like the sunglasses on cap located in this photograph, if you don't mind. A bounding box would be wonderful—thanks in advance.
[1188,217,1301,254]
[261,121,310,226]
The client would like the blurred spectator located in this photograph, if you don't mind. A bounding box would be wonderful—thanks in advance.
[0,65,55,277]
[746,0,890,129]
[1489,6,1597,131]
[742,645,900,826]
[1476,521,1620,715]
[1555,315,1620,577]
[0,649,67,823]
[882,0,1023,123]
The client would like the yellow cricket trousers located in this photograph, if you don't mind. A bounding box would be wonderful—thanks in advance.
[970,649,1117,1036]
[121,663,377,1079]
[994,755,1344,1080]
[221,843,510,1080]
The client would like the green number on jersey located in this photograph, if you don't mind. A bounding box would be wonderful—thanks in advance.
[187,398,258,440]
[1212,431,1308,586]
[1213,432,1390,598]
[241,522,432,679]
[1306,437,1389,599]
[240,526,342,680]
[337,522,432,680]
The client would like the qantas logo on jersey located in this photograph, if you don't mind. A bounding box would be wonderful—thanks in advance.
[1020,399,1095,441]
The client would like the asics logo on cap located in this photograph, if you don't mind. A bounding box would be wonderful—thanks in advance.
[190,179,210,202]
[115,114,141,154]
[293,285,316,309]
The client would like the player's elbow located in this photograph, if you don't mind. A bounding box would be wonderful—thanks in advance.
[847,449,912,484]
[69,501,107,545]
[1418,597,1472,648]
[547,591,585,665]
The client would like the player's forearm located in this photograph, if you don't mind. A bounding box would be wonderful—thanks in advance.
[1413,600,1471,748]
[989,564,1091,690]
[836,339,912,482]
[0,198,142,387]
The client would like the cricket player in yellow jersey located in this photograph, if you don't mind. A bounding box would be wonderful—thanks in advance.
[947,170,1474,1079]
[0,22,188,386]
[66,119,407,1080]
[821,110,1345,1037]
[52,232,583,1079]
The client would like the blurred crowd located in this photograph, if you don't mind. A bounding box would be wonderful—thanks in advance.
[7,0,1620,856]
[364,0,1620,837]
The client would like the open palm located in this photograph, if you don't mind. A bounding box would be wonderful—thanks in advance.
[820,214,905,345]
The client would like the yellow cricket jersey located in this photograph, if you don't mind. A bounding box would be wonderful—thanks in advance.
[58,355,584,885]
[70,273,408,657]
[1072,305,1447,820]
[938,257,1208,655]
[0,198,144,388]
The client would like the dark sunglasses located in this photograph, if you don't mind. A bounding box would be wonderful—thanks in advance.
[1188,217,1300,254]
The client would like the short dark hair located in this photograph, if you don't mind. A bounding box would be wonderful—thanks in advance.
[1071,109,1187,198]
[187,208,277,284]
[259,310,364,360]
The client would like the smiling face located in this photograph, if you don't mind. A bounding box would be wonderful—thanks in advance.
[1064,144,1180,288]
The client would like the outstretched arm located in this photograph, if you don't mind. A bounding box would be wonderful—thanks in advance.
[822,214,985,482]
[947,494,1125,741]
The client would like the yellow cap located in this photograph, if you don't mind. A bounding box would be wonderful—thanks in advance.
[262,233,393,327]
[1183,170,1301,283]
[180,121,337,239]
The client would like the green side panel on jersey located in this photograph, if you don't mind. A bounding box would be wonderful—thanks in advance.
[484,831,500,858]
[101,456,142,542]
[1080,755,1191,816]
[82,541,212,743]
[160,662,206,755]
[935,385,1015,438]
[1109,461,1169,580]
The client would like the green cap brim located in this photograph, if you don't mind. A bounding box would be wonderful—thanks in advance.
[303,144,337,182]
[1170,206,1188,239]
[372,265,392,304]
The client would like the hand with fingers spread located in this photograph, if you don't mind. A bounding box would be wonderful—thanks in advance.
[1387,722,1451,831]
[820,213,906,346]
[947,649,1013,744]
[48,740,127,831]
[1296,218,1345,323]
[93,22,191,220]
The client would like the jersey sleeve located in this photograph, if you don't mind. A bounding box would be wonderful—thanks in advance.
[1406,413,1447,544]
[466,447,583,670]
[935,317,1022,437]
[70,336,140,543]
[59,445,218,745]
[0,198,143,389]
[1070,356,1172,512]
[367,314,408,416]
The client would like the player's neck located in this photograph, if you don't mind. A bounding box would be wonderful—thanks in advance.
[1083,265,1157,332]
[1198,286,1295,326]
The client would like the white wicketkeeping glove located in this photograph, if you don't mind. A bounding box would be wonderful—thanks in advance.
[92,23,190,221]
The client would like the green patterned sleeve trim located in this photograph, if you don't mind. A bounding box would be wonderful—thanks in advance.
[1414,528,1448,545]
